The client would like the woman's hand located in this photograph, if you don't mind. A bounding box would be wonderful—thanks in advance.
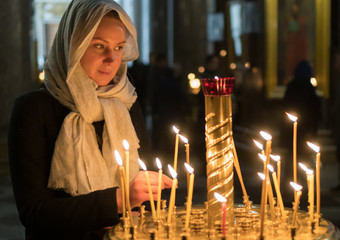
[116,171,173,212]
[129,171,173,208]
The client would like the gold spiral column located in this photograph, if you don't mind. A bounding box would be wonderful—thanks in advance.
[201,77,236,228]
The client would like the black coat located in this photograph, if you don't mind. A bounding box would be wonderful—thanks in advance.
[8,88,149,240]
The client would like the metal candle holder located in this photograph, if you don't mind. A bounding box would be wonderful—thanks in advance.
[201,77,236,228]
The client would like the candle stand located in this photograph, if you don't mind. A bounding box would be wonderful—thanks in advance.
[201,77,236,228]
[104,77,339,240]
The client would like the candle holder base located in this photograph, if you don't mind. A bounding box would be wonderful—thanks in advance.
[105,204,340,240]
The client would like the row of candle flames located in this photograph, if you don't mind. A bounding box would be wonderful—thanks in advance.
[256,112,321,239]
[113,125,194,232]
[113,112,322,237]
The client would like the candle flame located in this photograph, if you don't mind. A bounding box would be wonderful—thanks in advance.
[179,134,188,144]
[258,153,266,162]
[270,154,281,162]
[286,112,298,122]
[214,192,227,203]
[184,163,194,174]
[298,162,308,172]
[258,172,265,180]
[168,164,177,179]
[253,139,263,150]
[172,125,179,134]
[138,159,147,171]
[307,141,320,153]
[290,182,303,191]
[260,131,272,141]
[267,164,274,173]
[156,157,162,170]
[299,162,313,175]
[122,139,129,150]
[114,150,123,166]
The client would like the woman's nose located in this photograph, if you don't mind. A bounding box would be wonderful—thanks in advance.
[103,48,115,63]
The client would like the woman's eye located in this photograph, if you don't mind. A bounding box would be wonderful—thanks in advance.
[114,46,124,51]
[94,44,104,49]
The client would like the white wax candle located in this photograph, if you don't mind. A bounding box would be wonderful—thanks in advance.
[138,159,156,218]
[290,182,303,227]
[115,150,127,219]
[214,192,227,237]
[172,126,180,172]
[123,140,130,211]
[156,158,162,218]
[272,172,286,219]
[184,163,194,229]
[167,165,177,224]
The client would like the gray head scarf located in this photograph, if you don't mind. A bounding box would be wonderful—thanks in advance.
[45,0,140,196]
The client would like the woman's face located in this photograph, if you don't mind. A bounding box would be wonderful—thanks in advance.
[80,16,127,86]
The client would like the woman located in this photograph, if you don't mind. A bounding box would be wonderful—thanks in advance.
[8,0,172,239]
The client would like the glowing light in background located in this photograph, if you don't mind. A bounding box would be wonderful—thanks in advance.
[189,78,201,95]
[39,70,45,83]
[219,49,227,57]
[198,66,205,73]
[310,77,318,87]
[187,73,195,80]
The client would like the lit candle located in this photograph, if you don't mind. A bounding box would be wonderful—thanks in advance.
[270,154,281,189]
[269,166,286,220]
[138,159,156,218]
[156,158,163,218]
[307,141,321,224]
[232,140,250,205]
[167,164,178,224]
[179,135,189,165]
[286,113,298,186]
[214,192,227,237]
[114,150,126,218]
[258,153,267,172]
[290,182,303,227]
[259,130,272,240]
[258,154,267,238]
[172,126,180,172]
[258,152,269,209]
[260,134,272,196]
[122,140,130,212]
[115,150,133,226]
[184,163,195,230]
[259,154,269,210]
[179,134,190,194]
[299,162,314,223]
[260,131,272,157]
[258,172,275,221]
[309,171,315,224]
[253,139,265,156]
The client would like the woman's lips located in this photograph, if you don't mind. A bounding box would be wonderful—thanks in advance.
[98,70,111,75]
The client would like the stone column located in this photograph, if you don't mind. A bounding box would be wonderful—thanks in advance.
[0,0,34,173]
[0,0,35,136]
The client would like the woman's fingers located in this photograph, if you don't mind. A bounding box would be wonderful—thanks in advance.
[129,171,175,208]
[143,171,173,188]
[161,174,173,188]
